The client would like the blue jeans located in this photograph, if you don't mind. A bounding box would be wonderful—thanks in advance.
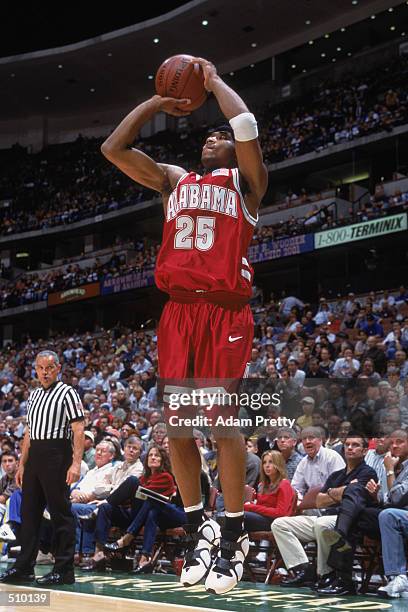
[94,503,133,545]
[8,489,22,524]
[379,508,408,576]
[71,503,97,554]
[127,499,186,556]
[244,511,272,531]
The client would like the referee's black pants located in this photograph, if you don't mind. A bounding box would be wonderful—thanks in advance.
[15,439,75,574]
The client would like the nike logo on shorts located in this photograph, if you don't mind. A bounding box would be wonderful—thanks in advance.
[228,335,243,343]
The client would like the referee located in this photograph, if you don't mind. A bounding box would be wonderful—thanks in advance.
[0,350,84,585]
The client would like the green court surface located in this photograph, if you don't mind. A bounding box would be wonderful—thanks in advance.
[1,564,405,612]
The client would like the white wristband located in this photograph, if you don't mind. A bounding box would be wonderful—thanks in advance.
[229,112,258,142]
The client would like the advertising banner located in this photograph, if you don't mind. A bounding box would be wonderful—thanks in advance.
[101,269,155,295]
[315,213,407,249]
[248,233,314,263]
[47,282,100,306]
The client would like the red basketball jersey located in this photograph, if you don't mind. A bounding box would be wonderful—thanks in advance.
[155,168,257,302]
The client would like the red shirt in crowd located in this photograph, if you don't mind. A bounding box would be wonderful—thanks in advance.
[244,479,295,519]
[140,471,176,497]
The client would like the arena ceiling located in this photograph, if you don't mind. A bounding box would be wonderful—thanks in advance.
[0,0,403,120]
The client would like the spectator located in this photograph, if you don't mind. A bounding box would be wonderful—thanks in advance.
[296,397,315,429]
[83,431,96,469]
[244,450,295,531]
[90,446,178,572]
[332,348,360,378]
[0,451,18,526]
[273,434,375,592]
[291,427,345,502]
[274,427,303,479]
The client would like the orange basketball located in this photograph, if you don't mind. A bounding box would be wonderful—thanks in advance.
[155,54,207,111]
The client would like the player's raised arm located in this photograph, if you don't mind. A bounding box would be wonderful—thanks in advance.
[101,96,190,194]
[192,57,268,208]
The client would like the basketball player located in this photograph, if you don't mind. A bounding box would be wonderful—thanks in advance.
[102,57,267,594]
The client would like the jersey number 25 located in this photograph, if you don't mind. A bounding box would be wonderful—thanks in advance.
[174,216,215,251]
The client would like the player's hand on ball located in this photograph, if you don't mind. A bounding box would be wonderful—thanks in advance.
[190,57,218,91]
[155,95,191,117]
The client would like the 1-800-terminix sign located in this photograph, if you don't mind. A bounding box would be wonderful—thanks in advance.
[315,213,407,249]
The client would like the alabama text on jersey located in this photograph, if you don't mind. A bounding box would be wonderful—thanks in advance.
[155,168,257,302]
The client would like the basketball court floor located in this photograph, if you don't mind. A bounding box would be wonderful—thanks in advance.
[0,565,404,612]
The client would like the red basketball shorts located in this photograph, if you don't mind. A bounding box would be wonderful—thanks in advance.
[157,299,253,424]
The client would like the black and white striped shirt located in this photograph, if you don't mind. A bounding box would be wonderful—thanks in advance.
[27,381,84,440]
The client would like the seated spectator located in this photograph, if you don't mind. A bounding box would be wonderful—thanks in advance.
[325,416,342,449]
[246,437,259,455]
[361,314,384,338]
[318,348,334,376]
[273,427,303,479]
[0,451,18,531]
[363,336,387,375]
[244,450,295,531]
[358,358,381,383]
[388,367,404,398]
[256,425,279,457]
[332,348,360,378]
[395,350,408,379]
[332,421,352,458]
[365,432,389,500]
[83,431,96,469]
[377,507,408,598]
[272,434,376,592]
[291,427,345,503]
[296,397,315,429]
[73,437,144,563]
[83,445,179,572]
[288,358,306,387]
[318,429,408,595]
[245,444,261,489]
[305,358,329,383]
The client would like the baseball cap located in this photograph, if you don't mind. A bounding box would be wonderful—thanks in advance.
[302,396,315,406]
[84,431,95,443]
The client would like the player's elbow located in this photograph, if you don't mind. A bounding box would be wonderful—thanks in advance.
[101,140,114,160]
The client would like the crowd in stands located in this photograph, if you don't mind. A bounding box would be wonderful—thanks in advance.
[0,242,159,310]
[259,56,408,163]
[2,174,407,311]
[0,285,407,591]
[1,57,408,239]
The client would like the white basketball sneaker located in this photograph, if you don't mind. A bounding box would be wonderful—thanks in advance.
[180,518,221,587]
[0,524,16,542]
[377,574,408,598]
[205,532,249,594]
